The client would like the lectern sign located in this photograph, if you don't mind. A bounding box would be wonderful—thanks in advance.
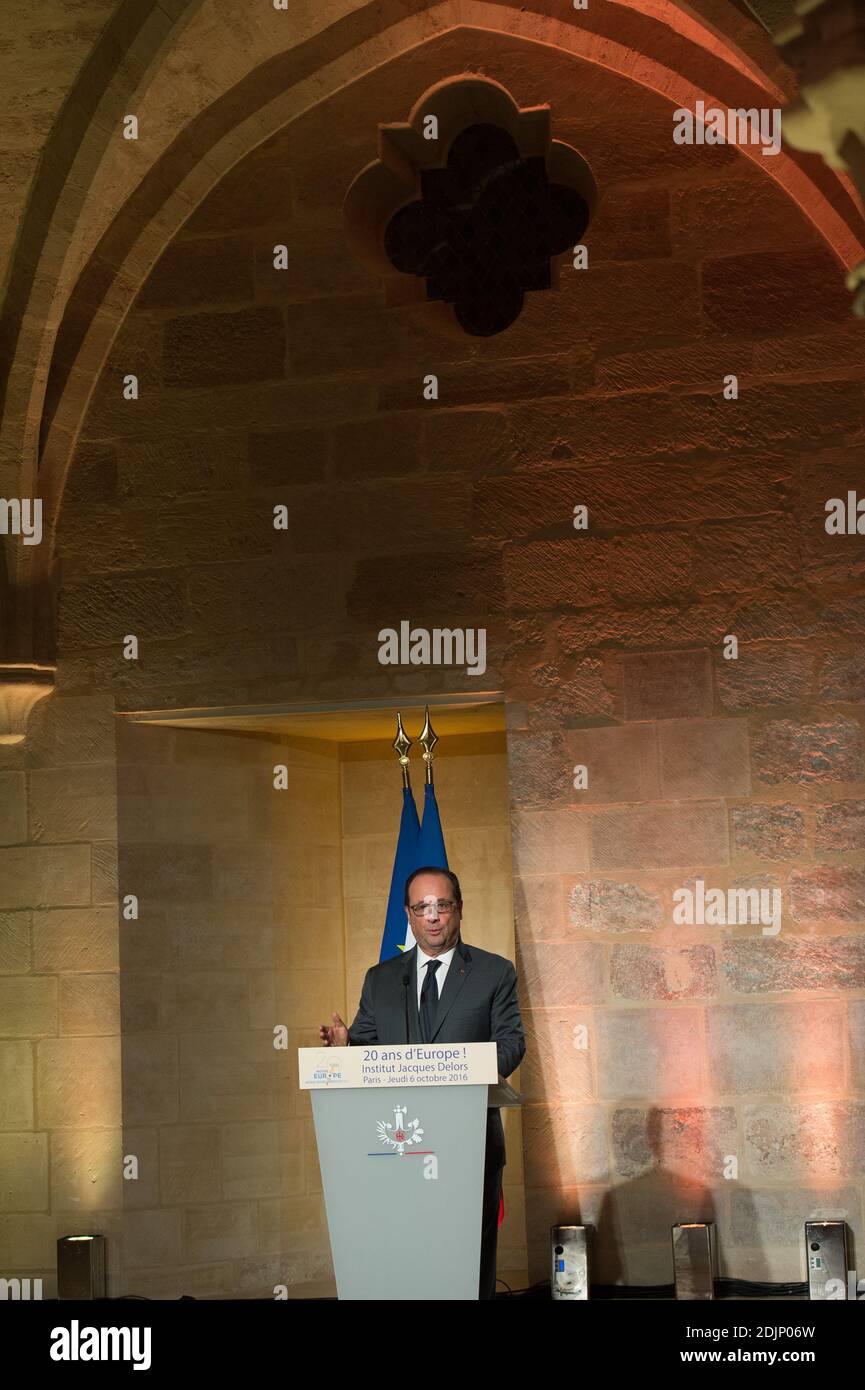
[303,1041,503,1298]
[298,1041,497,1089]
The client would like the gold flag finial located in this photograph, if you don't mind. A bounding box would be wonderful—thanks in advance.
[419,704,438,785]
[392,711,412,789]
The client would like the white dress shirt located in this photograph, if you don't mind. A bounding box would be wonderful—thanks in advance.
[415,942,456,1009]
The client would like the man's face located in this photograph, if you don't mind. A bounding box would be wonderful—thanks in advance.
[406,873,462,956]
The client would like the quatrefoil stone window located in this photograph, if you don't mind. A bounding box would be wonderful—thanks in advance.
[344,76,598,339]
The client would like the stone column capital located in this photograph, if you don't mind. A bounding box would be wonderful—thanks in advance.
[0,664,55,743]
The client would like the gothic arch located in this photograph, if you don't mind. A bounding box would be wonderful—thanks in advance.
[2,0,862,668]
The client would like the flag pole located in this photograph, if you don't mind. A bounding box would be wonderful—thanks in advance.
[418,704,438,785]
[381,712,420,960]
[392,711,412,789]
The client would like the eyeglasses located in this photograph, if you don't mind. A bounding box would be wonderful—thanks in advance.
[409,899,460,917]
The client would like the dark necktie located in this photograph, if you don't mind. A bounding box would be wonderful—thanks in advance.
[420,959,442,1043]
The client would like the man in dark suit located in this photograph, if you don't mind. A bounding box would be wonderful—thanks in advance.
[319,865,525,1300]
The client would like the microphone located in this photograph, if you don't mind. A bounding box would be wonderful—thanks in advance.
[402,973,410,1043]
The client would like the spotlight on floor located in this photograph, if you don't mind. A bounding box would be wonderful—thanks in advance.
[806,1221,849,1299]
[551,1224,591,1300]
[57,1235,106,1300]
[672,1222,716,1300]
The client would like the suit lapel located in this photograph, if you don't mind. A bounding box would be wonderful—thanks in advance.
[430,938,472,1042]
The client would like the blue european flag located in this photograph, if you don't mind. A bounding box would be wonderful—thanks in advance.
[417,782,448,870]
[399,783,450,952]
[378,786,421,961]
[379,781,451,959]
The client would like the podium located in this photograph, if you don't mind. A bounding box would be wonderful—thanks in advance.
[298,1041,521,1300]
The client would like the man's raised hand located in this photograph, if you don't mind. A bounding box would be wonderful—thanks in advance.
[318,1012,348,1047]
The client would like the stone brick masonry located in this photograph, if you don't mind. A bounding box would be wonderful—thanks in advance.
[2,8,865,1298]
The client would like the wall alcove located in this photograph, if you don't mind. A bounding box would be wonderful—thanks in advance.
[113,694,524,1296]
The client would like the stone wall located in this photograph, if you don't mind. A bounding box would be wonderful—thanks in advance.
[113,723,345,1297]
[2,20,865,1295]
[0,691,119,1295]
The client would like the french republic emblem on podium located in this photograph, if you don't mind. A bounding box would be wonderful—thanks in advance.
[376,1104,425,1156]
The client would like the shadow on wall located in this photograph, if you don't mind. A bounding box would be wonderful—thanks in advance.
[593,1108,852,1287]
[597,1107,721,1285]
